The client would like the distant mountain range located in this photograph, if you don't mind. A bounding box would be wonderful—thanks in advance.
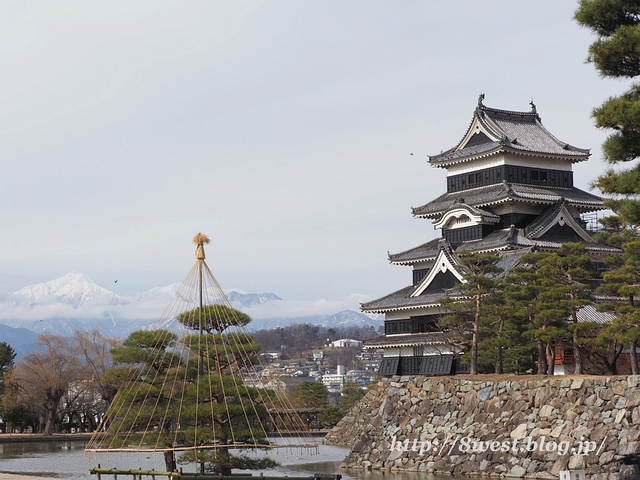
[14,272,126,308]
[226,291,281,307]
[0,272,381,356]
[248,310,381,331]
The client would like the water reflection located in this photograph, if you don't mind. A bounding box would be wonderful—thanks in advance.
[0,440,458,480]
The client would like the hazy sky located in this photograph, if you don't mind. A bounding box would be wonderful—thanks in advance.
[0,2,628,308]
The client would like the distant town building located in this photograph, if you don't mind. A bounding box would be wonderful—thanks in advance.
[322,365,346,392]
[330,338,362,348]
[261,352,282,361]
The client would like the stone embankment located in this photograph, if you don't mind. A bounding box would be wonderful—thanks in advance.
[324,375,640,479]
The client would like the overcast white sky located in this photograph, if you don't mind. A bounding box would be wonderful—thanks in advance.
[0,2,629,307]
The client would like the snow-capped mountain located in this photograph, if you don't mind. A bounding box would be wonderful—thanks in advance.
[1,272,380,345]
[14,271,126,308]
[226,291,282,307]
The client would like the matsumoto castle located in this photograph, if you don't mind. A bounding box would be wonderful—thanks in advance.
[362,95,618,376]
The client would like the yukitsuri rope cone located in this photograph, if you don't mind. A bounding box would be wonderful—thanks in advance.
[85,233,318,474]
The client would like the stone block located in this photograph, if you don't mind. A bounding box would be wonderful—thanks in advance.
[478,386,493,401]
[598,450,615,465]
[463,390,479,412]
[568,454,585,469]
[571,379,584,390]
[550,455,569,475]
[511,423,528,440]
[627,389,640,408]
[599,389,614,401]
[540,404,554,418]
[617,440,640,455]
[507,465,527,477]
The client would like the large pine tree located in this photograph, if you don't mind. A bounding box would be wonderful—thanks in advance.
[536,243,596,374]
[438,253,502,375]
[575,1,640,225]
[102,308,277,475]
[503,252,573,375]
[596,239,640,374]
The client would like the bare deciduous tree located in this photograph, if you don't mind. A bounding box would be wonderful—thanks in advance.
[11,333,83,435]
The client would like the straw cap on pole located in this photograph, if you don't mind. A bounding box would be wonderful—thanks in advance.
[193,233,210,260]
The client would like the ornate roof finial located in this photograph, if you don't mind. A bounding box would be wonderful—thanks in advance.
[193,232,210,260]
[529,99,537,114]
[478,93,485,106]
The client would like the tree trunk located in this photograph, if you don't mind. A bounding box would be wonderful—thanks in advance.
[43,398,61,436]
[494,316,504,374]
[164,449,177,472]
[599,344,623,375]
[572,308,583,374]
[546,342,555,376]
[470,289,480,375]
[630,340,638,375]
[212,448,232,476]
[537,339,546,375]
[495,346,503,374]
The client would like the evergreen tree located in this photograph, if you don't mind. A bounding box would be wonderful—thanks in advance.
[0,342,17,430]
[0,342,16,395]
[103,305,276,476]
[293,381,328,409]
[537,243,597,374]
[596,239,640,374]
[338,382,365,413]
[438,252,502,374]
[102,329,182,451]
[477,280,535,374]
[575,1,640,225]
[503,252,572,375]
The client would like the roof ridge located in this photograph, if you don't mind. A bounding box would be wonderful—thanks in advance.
[478,104,540,120]
[476,93,539,119]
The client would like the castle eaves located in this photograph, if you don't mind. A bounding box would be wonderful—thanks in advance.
[429,102,590,167]
[412,183,605,219]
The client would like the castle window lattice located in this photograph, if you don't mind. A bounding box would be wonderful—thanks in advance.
[447,166,572,192]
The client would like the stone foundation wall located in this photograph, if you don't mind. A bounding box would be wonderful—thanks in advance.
[323,375,640,479]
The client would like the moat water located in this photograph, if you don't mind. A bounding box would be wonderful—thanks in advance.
[0,440,459,479]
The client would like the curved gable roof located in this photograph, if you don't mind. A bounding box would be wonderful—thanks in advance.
[429,97,590,167]
[432,203,500,230]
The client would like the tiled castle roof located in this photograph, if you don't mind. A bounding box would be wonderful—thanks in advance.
[388,238,442,264]
[455,227,620,254]
[363,331,455,349]
[412,181,604,219]
[429,100,590,166]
